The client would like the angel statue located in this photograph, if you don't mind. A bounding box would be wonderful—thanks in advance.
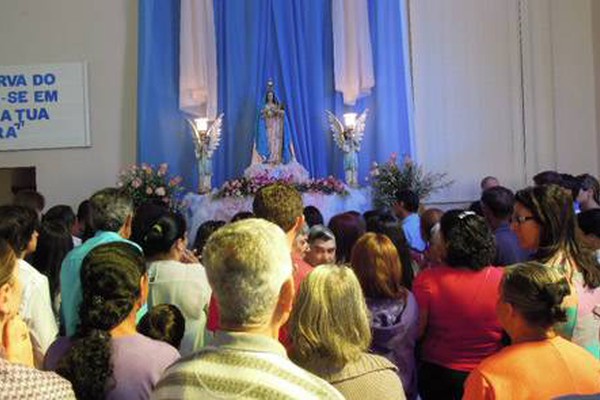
[326,109,368,187]
[252,80,295,165]
[187,114,224,193]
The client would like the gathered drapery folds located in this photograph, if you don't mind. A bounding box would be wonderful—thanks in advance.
[332,0,375,105]
[179,0,218,118]
[138,0,412,190]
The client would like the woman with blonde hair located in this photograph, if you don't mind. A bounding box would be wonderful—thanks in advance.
[464,262,600,398]
[290,265,405,400]
[351,232,419,399]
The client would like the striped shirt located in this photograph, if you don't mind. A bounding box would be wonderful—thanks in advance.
[151,331,344,400]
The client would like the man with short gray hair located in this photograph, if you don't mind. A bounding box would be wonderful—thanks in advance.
[152,219,343,399]
[60,188,140,336]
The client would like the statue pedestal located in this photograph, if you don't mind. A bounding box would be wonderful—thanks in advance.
[243,160,310,184]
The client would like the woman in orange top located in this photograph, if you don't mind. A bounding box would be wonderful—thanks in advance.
[464,262,600,399]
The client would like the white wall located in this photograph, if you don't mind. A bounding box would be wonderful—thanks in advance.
[410,0,599,205]
[0,0,137,209]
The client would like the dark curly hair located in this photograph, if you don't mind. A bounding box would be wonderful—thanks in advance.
[515,185,600,289]
[440,209,496,270]
[56,242,145,400]
[502,262,570,329]
[253,183,303,232]
[137,304,185,349]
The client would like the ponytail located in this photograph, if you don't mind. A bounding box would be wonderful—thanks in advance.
[56,242,145,400]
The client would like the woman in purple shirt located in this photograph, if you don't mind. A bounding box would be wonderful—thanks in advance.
[45,242,180,400]
[351,233,419,400]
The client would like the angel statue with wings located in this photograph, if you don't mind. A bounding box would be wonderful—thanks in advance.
[326,109,368,187]
[187,114,224,193]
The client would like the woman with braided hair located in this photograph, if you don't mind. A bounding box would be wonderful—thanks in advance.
[44,242,179,400]
[464,262,600,398]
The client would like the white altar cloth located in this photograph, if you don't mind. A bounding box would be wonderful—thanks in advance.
[184,187,373,245]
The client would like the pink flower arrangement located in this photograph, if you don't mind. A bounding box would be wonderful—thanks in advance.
[117,163,184,211]
[215,172,348,198]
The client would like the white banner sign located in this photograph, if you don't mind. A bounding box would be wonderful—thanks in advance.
[0,62,90,151]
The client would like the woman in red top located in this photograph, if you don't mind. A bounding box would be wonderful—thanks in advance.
[413,210,503,400]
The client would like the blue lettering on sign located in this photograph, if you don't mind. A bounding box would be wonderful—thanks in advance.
[0,126,18,139]
[0,74,27,87]
[34,90,58,103]
[7,91,28,104]
[0,110,11,122]
[32,73,56,86]
[14,108,50,121]
[5,126,17,138]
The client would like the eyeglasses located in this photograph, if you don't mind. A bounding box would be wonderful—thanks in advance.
[511,215,536,225]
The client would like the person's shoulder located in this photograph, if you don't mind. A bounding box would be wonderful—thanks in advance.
[17,259,45,282]
[128,333,180,357]
[552,336,600,364]
[356,352,399,372]
[0,359,75,399]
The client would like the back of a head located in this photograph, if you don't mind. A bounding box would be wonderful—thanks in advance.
[140,211,186,259]
[0,205,39,255]
[366,210,397,233]
[502,262,570,329]
[193,220,226,255]
[481,186,515,220]
[130,202,169,246]
[252,183,303,232]
[533,170,562,187]
[351,232,405,299]
[31,221,73,298]
[328,212,366,263]
[43,205,76,231]
[559,173,581,201]
[480,176,500,191]
[578,173,600,204]
[290,264,371,368]
[420,208,444,243]
[137,304,185,350]
[230,211,254,223]
[76,200,94,241]
[13,189,45,214]
[578,209,600,238]
[441,209,495,270]
[57,241,145,400]
[202,218,293,328]
[395,189,420,213]
[303,205,324,227]
[368,216,414,289]
[90,188,133,233]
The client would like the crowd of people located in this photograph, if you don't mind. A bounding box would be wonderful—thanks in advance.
[0,169,598,399]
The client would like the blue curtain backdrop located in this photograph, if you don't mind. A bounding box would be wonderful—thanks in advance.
[138,0,412,190]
